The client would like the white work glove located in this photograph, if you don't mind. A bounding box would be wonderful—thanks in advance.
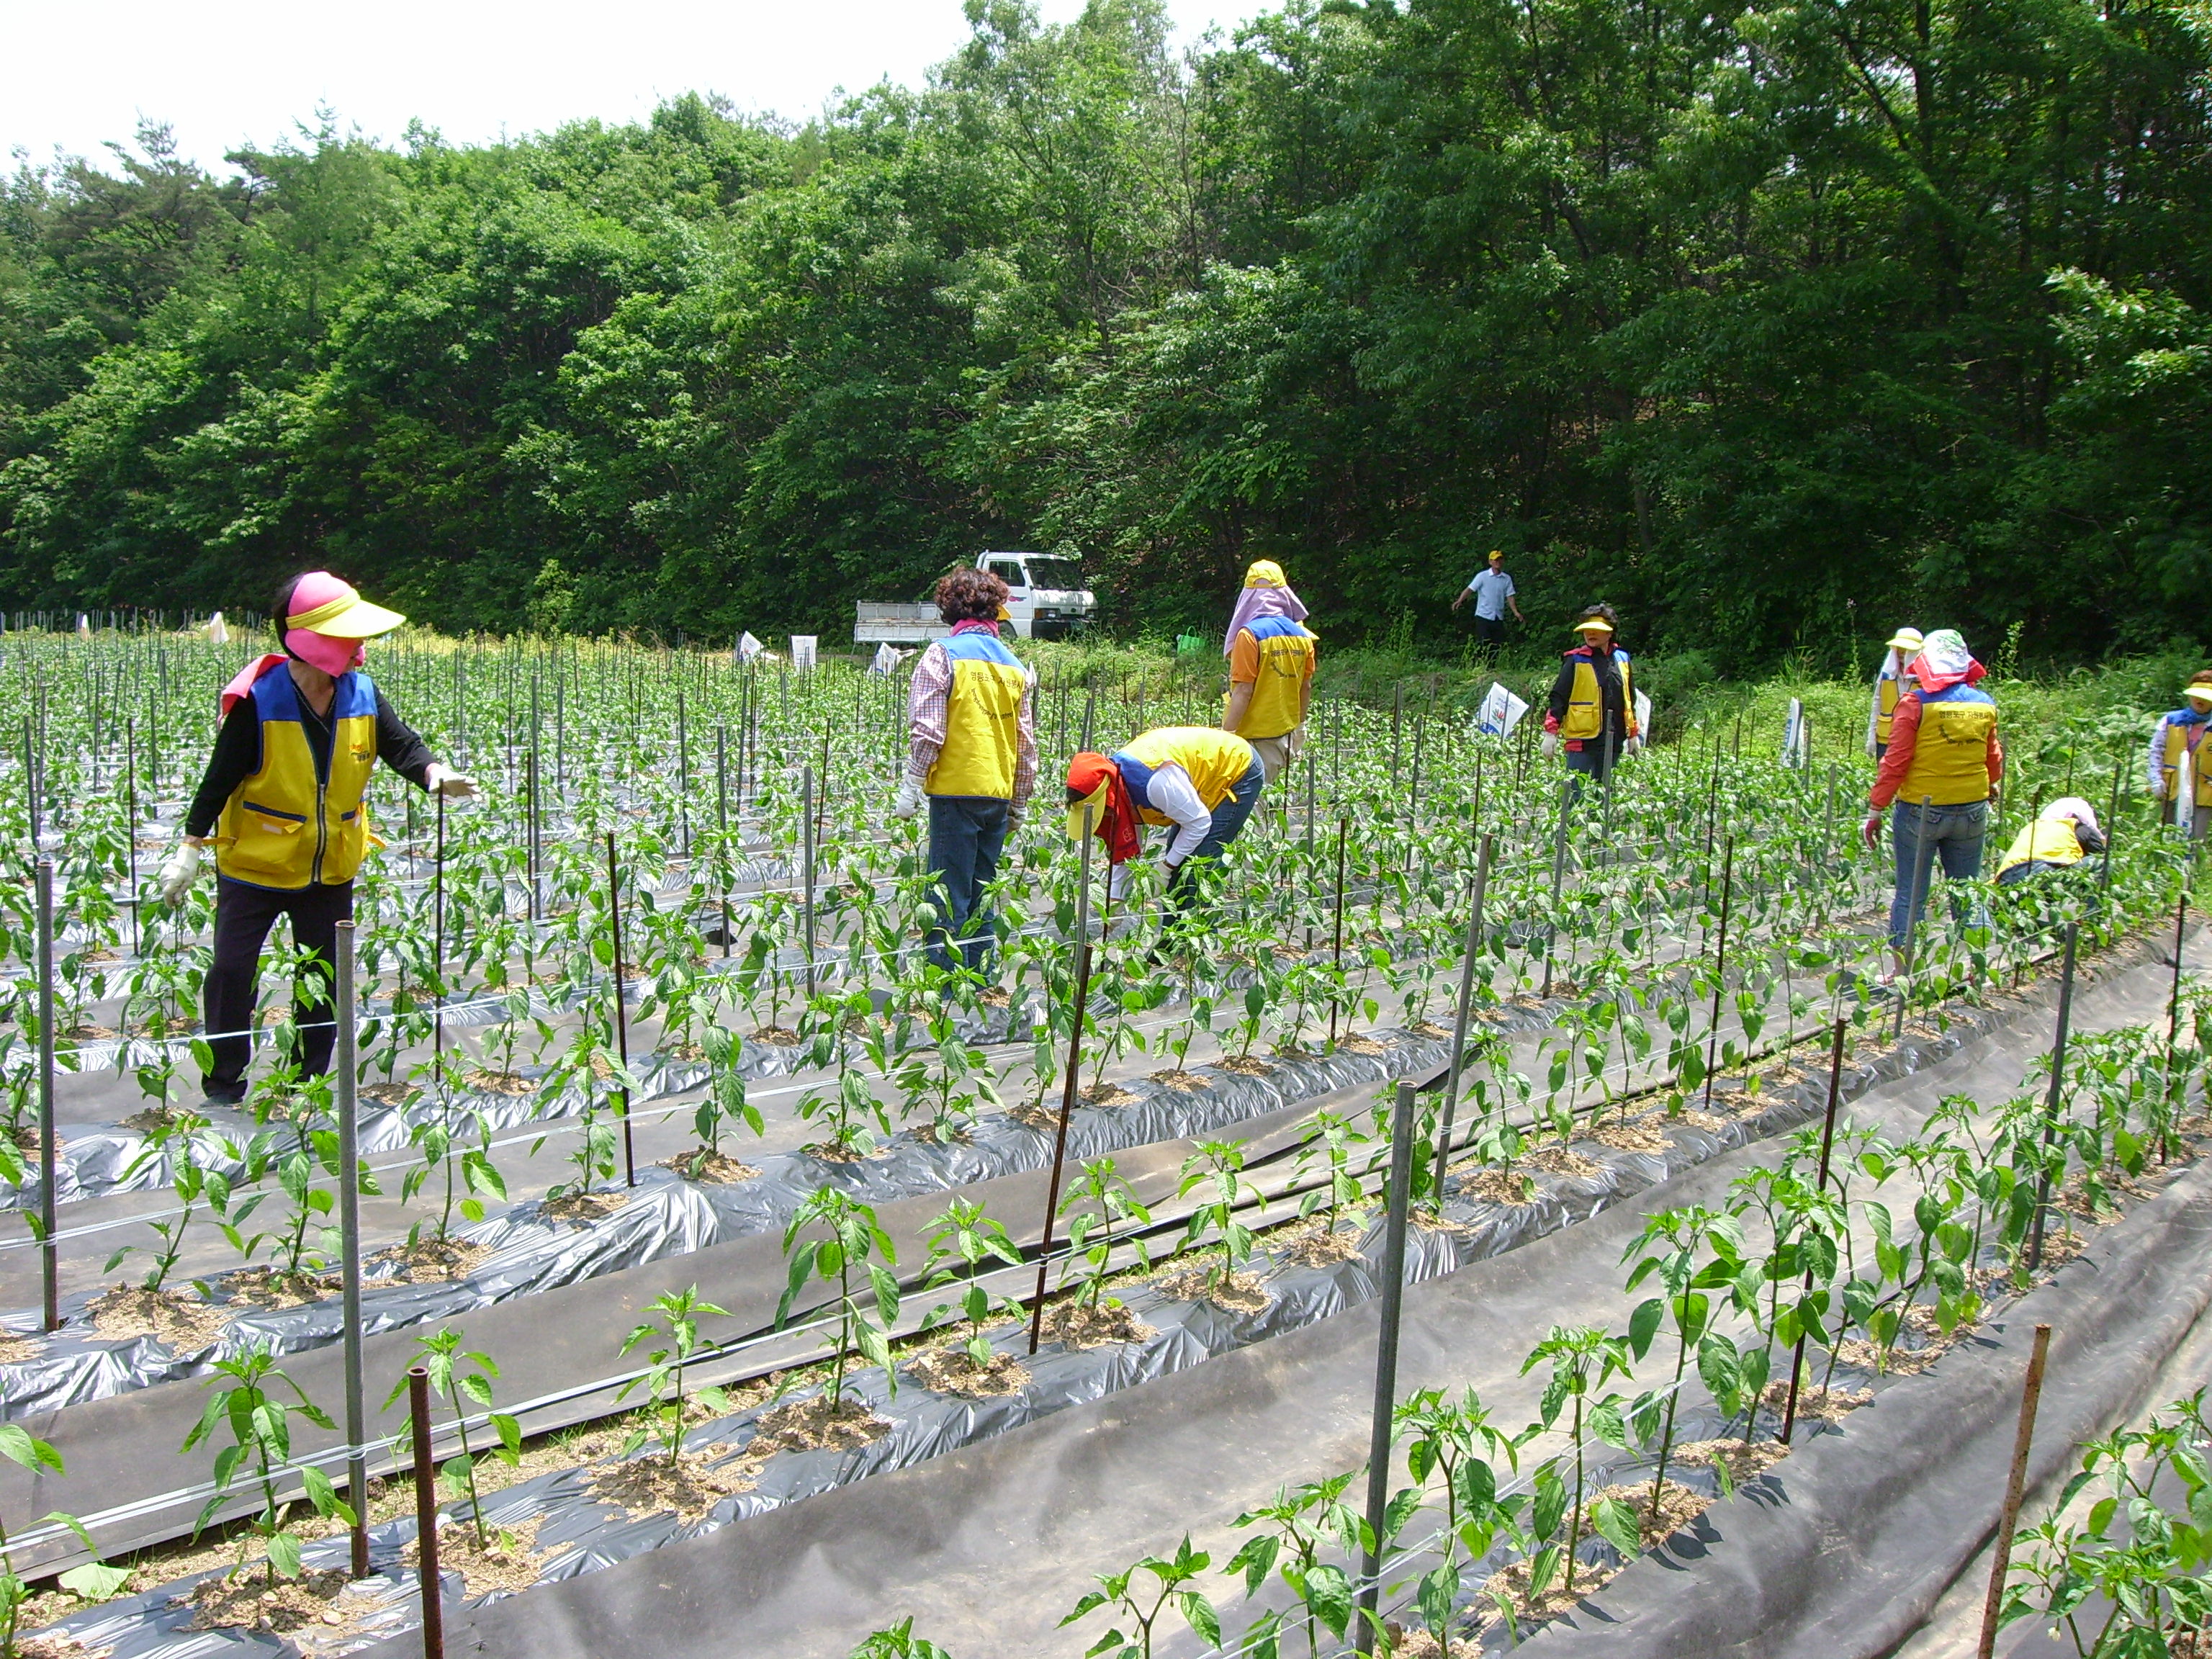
[157,841,202,907]
[1285,726,1305,759]
[1539,732,1560,759]
[425,764,480,801]
[1004,802,1025,837]
[1623,734,1644,755]
[893,778,924,819]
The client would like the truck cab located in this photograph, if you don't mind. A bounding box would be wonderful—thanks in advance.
[976,550,1093,639]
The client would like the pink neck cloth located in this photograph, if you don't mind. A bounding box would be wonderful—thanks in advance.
[1222,583,1308,656]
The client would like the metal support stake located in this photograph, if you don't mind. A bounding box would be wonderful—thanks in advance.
[2164,882,2190,1161]
[2026,923,2080,1272]
[604,832,637,1187]
[35,858,57,1332]
[1329,816,1349,1046]
[1701,837,1735,1114]
[1975,1324,2054,1659]
[1433,835,1495,1180]
[335,920,369,1578]
[1543,777,1571,999]
[1355,1079,1420,1653]
[1781,1017,1849,1444]
[409,1364,446,1659]
[801,765,818,998]
[1028,807,1097,1355]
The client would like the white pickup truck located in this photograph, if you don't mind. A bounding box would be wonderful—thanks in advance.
[853,551,1095,644]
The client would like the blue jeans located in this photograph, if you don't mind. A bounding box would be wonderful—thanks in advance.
[926,796,1010,976]
[1167,758,1266,913]
[1889,800,1991,948]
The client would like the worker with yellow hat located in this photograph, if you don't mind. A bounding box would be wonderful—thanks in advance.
[1866,626,1924,757]
[1539,604,1639,790]
[1220,559,1316,783]
[1065,727,1263,910]
[156,571,477,1105]
[2149,672,2212,839]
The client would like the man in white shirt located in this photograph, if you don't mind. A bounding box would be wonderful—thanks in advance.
[1451,549,1523,652]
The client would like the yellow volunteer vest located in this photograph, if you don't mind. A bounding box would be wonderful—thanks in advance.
[2159,719,2212,807]
[1875,676,1901,746]
[1562,652,1632,742]
[216,664,379,890]
[925,631,1028,799]
[1895,688,1997,807]
[1228,619,1316,741]
[1120,728,1257,825]
[1997,820,2087,878]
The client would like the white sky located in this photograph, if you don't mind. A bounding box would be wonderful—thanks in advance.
[0,0,1269,175]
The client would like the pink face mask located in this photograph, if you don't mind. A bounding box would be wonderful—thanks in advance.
[284,627,367,676]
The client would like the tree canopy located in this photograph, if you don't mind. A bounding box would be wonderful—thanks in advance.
[2,0,2207,664]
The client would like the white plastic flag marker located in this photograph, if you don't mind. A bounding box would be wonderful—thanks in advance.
[733,631,764,665]
[75,613,90,640]
[208,611,229,645]
[791,635,818,672]
[870,643,905,677]
[1473,681,1529,738]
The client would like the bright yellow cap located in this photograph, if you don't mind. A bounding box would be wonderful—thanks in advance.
[2185,683,2212,704]
[1887,626,1925,653]
[1064,782,1109,840]
[1574,615,1614,634]
[1244,560,1288,590]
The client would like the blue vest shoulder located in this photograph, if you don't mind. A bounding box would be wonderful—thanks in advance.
[1924,684,1992,706]
[1246,616,1310,642]
[1110,752,1161,808]
[942,631,1020,667]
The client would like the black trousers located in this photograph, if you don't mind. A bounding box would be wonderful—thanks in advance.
[202,876,354,1090]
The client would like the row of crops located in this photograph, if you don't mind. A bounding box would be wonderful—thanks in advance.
[0,626,2193,1658]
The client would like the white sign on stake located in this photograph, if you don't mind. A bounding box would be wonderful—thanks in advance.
[207,611,229,645]
[791,635,818,672]
[1473,681,1529,738]
[1635,690,1652,745]
[733,631,764,665]
[869,643,905,677]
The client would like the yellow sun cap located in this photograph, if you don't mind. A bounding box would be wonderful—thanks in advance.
[1887,626,1925,654]
[1064,781,1110,841]
[1573,614,1615,634]
[1244,560,1288,590]
[2185,682,2212,704]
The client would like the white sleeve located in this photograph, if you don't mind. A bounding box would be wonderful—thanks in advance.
[1145,765,1213,865]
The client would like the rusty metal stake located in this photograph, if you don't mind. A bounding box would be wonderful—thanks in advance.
[605,832,636,1188]
[1781,1017,1849,1444]
[1976,1323,2054,1659]
[409,1364,446,1659]
[1028,806,1096,1355]
[1701,837,1735,1114]
[2026,923,2080,1273]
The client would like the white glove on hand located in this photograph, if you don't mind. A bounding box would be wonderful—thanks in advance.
[1624,734,1644,756]
[157,842,202,907]
[1539,732,1560,760]
[892,778,924,819]
[425,764,480,801]
[1004,803,1025,837]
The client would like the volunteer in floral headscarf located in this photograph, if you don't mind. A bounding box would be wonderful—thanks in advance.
[1066,727,1264,911]
[1220,559,1316,783]
[156,572,478,1106]
[1863,627,2002,971]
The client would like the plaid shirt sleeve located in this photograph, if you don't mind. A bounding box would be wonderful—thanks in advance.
[906,643,951,787]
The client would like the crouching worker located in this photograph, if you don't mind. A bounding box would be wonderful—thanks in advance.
[891,567,1037,981]
[1065,727,1263,913]
[157,572,478,1106]
[1995,798,2106,889]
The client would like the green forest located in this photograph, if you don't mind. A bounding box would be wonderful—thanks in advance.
[1,0,2207,665]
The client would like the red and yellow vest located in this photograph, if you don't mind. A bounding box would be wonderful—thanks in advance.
[1896,685,1997,807]
[1562,648,1635,742]
[2160,716,2212,807]
[926,629,1029,799]
[1997,819,2087,879]
[1114,728,1258,826]
[1227,617,1316,740]
[216,662,379,889]
[1875,675,1902,747]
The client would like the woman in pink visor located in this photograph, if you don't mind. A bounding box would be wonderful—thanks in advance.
[156,571,478,1107]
